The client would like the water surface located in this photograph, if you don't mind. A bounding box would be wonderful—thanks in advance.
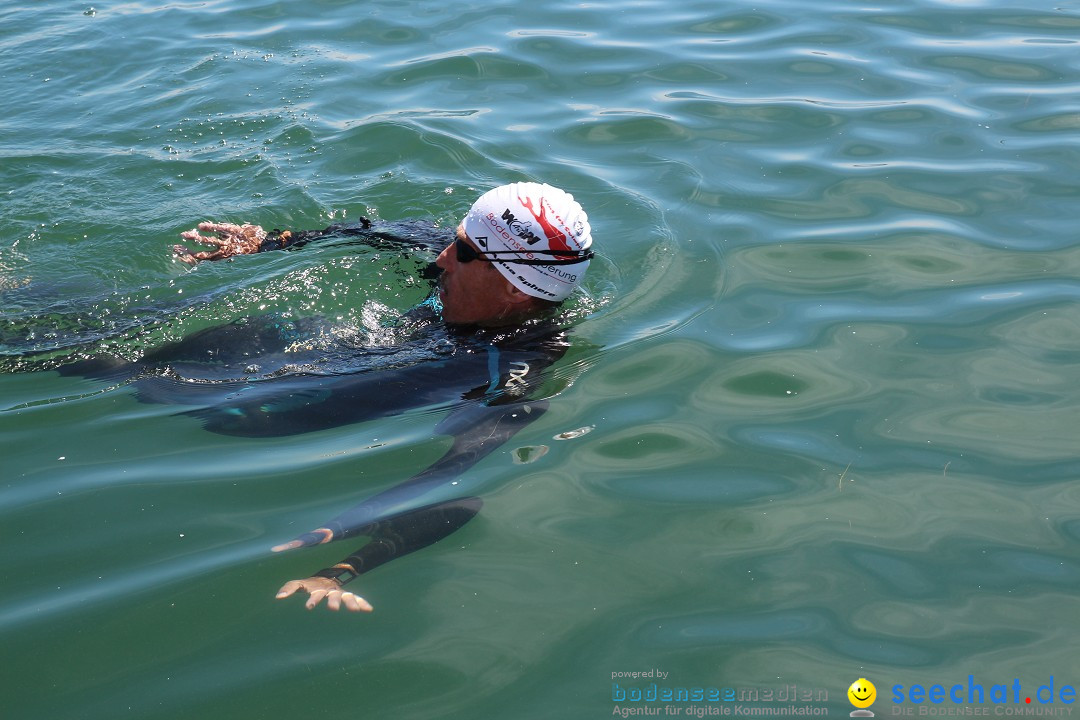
[2,0,1079,718]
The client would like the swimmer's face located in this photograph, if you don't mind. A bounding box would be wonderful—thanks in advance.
[848,679,876,709]
[435,225,523,326]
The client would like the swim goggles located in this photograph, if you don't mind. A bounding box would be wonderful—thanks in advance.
[455,237,593,266]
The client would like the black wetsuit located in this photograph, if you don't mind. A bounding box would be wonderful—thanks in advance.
[54,219,573,589]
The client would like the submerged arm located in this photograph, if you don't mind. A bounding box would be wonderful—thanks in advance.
[275,496,482,611]
[273,399,548,611]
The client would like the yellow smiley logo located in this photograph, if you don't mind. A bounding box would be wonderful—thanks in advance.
[848,678,877,709]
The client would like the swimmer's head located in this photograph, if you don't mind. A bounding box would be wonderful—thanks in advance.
[461,182,593,302]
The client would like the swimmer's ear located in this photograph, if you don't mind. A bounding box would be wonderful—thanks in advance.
[504,283,534,307]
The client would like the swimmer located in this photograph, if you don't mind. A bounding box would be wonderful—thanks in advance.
[169,183,595,612]
[174,182,593,326]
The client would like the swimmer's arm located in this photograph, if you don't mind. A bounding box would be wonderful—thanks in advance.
[272,400,548,612]
[172,220,371,264]
[275,497,481,612]
[173,218,444,263]
[278,399,548,549]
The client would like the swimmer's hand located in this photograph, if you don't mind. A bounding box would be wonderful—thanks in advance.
[270,527,334,553]
[173,222,268,264]
[276,576,373,612]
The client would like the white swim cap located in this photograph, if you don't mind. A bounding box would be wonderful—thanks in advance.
[462,182,593,302]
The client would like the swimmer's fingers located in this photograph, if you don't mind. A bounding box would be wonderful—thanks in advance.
[271,528,334,552]
[197,222,266,243]
[188,221,236,231]
[174,222,266,262]
[326,589,342,611]
[270,539,305,553]
[174,227,229,264]
[342,591,374,612]
[179,229,229,247]
[274,577,332,608]
[306,587,330,610]
[275,576,372,613]
[214,223,266,253]
[172,245,229,264]
[275,579,305,599]
[172,245,199,264]
[196,221,244,235]
[328,589,374,613]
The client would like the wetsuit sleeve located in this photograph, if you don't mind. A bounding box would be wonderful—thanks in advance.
[301,336,568,548]
[311,497,482,584]
[281,328,570,584]
[256,218,449,253]
[256,219,373,252]
[299,397,549,585]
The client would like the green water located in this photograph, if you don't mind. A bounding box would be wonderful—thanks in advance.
[3,0,1080,718]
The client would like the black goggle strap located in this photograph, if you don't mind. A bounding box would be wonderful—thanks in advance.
[458,239,593,265]
[487,253,594,266]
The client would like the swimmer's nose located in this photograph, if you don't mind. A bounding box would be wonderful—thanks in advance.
[435,243,455,271]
